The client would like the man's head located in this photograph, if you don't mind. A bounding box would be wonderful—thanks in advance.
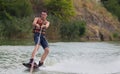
[40,11,47,20]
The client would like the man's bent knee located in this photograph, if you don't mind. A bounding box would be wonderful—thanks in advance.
[44,48,49,53]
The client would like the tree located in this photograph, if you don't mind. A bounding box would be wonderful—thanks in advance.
[0,0,33,39]
[0,0,33,20]
[60,20,86,41]
[45,0,75,20]
[102,0,120,21]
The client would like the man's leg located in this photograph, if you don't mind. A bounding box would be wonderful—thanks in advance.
[28,44,40,64]
[23,44,40,67]
[38,47,49,66]
[31,44,40,59]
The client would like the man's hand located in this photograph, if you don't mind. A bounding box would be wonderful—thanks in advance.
[36,24,40,28]
[41,22,50,29]
[41,25,46,29]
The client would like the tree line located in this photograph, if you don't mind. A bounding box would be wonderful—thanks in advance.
[101,0,120,21]
[0,0,86,42]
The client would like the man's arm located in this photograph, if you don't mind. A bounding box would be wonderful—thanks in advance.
[32,17,40,28]
[41,21,50,29]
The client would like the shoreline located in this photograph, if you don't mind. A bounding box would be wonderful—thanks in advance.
[0,39,120,45]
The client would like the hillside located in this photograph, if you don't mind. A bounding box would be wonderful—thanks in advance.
[1,0,120,42]
[73,0,120,41]
[35,0,120,41]
[73,0,120,40]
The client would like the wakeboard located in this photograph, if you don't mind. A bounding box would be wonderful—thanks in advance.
[23,63,39,69]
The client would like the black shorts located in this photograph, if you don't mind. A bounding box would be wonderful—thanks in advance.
[34,33,49,49]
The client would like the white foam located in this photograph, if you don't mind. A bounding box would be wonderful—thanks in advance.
[40,58,120,74]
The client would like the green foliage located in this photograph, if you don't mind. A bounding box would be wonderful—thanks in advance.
[0,16,33,39]
[73,21,86,36]
[0,0,33,20]
[46,15,62,41]
[30,0,46,13]
[0,0,86,42]
[113,32,119,38]
[45,0,75,20]
[0,0,33,40]
[102,0,120,21]
[60,20,86,41]
[46,15,86,41]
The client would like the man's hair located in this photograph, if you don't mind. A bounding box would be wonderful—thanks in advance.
[42,9,48,14]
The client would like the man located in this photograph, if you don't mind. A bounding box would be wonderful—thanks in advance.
[23,11,50,68]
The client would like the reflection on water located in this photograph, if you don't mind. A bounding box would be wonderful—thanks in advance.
[0,42,120,74]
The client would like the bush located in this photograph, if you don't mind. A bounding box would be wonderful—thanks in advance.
[113,32,119,38]
[0,0,33,20]
[46,15,86,41]
[0,0,33,40]
[102,0,120,21]
[60,20,86,41]
[45,0,75,20]
[46,15,61,41]
[0,16,33,39]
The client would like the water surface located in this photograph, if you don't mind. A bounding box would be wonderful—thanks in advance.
[0,42,120,74]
